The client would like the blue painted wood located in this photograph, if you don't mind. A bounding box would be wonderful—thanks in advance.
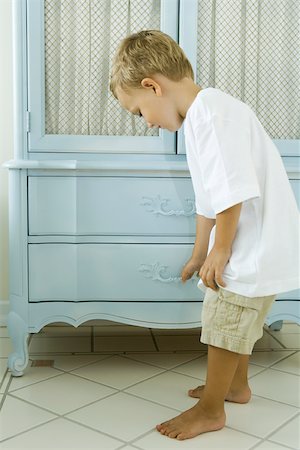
[28,177,196,236]
[27,0,177,154]
[7,311,29,377]
[268,321,283,331]
[28,301,205,333]
[4,157,300,179]
[28,243,201,302]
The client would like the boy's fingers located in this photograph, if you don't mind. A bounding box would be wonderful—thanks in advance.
[203,269,213,290]
[181,271,192,282]
[215,270,226,287]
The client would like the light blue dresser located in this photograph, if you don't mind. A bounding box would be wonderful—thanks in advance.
[4,0,300,376]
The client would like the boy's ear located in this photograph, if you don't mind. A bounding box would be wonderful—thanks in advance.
[141,78,162,96]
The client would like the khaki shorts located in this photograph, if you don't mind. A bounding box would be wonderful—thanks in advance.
[200,287,276,355]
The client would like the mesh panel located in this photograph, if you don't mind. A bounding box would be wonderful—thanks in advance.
[44,0,160,136]
[196,0,300,139]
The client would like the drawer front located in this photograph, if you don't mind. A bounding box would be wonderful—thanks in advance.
[28,244,201,302]
[28,177,196,235]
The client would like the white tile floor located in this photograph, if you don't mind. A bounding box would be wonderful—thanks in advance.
[0,321,299,449]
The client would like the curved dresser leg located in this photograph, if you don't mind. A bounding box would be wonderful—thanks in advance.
[7,311,29,377]
[269,320,283,331]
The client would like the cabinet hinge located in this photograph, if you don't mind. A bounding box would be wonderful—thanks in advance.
[26,111,30,133]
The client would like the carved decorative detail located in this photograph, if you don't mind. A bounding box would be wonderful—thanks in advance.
[139,262,197,284]
[7,311,29,377]
[141,195,196,217]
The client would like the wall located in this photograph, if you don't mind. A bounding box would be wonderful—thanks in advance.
[0,0,13,324]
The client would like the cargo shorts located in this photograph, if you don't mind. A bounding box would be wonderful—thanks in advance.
[200,287,276,354]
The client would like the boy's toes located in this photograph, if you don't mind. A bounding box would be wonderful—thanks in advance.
[156,423,169,434]
[157,420,168,430]
[168,430,179,439]
[177,432,188,440]
[188,385,203,398]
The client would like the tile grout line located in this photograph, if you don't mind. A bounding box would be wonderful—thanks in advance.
[249,349,298,369]
[4,390,130,445]
[8,372,184,425]
[8,370,181,428]
[249,437,295,450]
[66,413,159,450]
[4,386,176,447]
[91,325,95,352]
[122,350,206,371]
[0,366,9,392]
[8,362,117,395]
[245,391,300,408]
[261,411,300,445]
[0,372,12,411]
[8,351,181,395]
[149,328,159,351]
[0,417,61,445]
[63,416,128,446]
[264,327,289,349]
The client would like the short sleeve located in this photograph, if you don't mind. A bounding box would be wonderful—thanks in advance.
[194,114,261,214]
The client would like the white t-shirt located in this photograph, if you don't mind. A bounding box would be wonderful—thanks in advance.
[184,87,300,297]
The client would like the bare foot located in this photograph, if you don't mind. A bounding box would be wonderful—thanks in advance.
[156,402,225,440]
[188,384,251,403]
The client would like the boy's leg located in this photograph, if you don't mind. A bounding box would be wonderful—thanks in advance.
[157,290,276,440]
[188,354,251,403]
[227,354,251,402]
[156,344,240,440]
[187,288,276,404]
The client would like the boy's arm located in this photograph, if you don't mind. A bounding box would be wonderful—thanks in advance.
[199,203,242,291]
[192,214,216,263]
[181,214,215,282]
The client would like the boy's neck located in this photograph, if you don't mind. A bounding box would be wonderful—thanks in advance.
[177,78,202,119]
[155,74,202,119]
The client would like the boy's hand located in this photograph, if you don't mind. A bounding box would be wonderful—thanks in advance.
[181,258,204,283]
[199,246,230,291]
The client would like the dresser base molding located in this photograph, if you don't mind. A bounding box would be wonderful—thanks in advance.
[6,299,299,376]
[24,299,300,331]
[27,301,204,332]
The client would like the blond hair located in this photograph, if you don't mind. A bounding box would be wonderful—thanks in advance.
[110,30,194,97]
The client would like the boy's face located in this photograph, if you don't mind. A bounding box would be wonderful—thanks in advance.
[116,78,184,132]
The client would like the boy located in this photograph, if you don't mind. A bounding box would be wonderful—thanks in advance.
[110,30,300,440]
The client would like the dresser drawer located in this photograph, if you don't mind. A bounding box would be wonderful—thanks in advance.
[28,177,196,235]
[28,243,201,302]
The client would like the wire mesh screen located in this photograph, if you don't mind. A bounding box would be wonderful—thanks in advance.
[196,0,300,139]
[44,0,160,136]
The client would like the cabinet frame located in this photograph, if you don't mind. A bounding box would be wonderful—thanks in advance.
[26,0,178,154]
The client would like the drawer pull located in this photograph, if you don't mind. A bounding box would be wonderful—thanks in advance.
[141,196,195,217]
[139,262,197,284]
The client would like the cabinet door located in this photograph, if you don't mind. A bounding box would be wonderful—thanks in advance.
[178,0,300,156]
[27,0,178,153]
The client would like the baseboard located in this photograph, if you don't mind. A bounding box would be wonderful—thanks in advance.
[0,300,9,326]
